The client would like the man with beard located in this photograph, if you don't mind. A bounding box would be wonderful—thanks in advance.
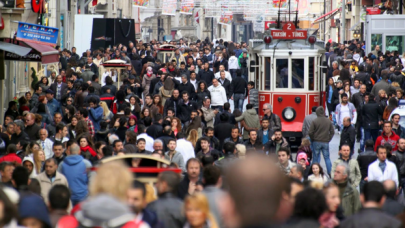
[163,89,180,116]
[127,181,161,228]
[391,114,405,138]
[335,93,357,133]
[264,130,289,154]
[177,158,201,199]
[177,92,197,124]
[196,137,221,161]
[224,127,244,144]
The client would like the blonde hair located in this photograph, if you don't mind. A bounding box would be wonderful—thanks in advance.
[378,89,386,97]
[89,161,133,202]
[184,193,219,228]
[392,82,400,88]
[187,129,199,148]
[99,101,111,118]
[235,144,246,159]
[33,150,43,174]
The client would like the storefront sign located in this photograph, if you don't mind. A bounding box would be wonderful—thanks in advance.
[366,7,381,15]
[270,22,307,39]
[16,22,59,46]
[5,49,42,62]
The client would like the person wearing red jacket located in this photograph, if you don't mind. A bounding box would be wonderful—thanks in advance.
[0,144,22,165]
[375,121,400,152]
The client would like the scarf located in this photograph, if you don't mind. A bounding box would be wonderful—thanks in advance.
[379,161,386,173]
[146,67,153,77]
[169,67,175,72]
[80,146,96,157]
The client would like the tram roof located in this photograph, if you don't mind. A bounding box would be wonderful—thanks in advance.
[250,39,326,53]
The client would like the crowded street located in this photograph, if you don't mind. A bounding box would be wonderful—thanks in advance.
[1,0,405,227]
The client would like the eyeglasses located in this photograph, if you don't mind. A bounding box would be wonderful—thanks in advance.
[67,100,73,102]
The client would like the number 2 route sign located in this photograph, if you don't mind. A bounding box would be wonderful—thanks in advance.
[270,22,308,40]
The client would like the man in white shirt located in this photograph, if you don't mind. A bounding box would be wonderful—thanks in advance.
[175,133,195,164]
[208,78,228,111]
[214,65,232,82]
[368,145,399,187]
[38,129,54,159]
[335,93,357,133]
[136,125,154,152]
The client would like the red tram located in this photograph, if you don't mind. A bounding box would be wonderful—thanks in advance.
[248,22,327,149]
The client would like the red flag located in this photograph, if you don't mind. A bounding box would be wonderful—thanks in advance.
[92,0,98,6]
[195,11,200,24]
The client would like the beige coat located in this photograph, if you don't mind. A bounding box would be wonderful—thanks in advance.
[201,107,216,128]
[36,171,69,203]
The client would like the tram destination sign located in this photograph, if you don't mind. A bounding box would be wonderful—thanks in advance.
[270,22,308,40]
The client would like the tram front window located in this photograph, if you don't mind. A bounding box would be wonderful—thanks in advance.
[291,59,304,89]
[276,59,289,88]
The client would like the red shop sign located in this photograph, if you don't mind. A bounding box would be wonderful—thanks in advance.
[366,7,381,14]
[270,22,308,40]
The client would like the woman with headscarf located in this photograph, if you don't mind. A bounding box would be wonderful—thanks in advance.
[159,75,175,105]
[142,66,156,98]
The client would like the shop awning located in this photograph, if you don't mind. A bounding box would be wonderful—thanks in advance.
[23,41,59,64]
[0,41,32,56]
[313,8,340,24]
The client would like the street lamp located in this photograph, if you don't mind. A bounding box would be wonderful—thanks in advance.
[353,30,360,39]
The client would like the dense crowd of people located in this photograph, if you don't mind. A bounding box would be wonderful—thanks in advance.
[0,37,404,228]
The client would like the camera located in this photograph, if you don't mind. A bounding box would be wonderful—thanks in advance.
[288,51,292,55]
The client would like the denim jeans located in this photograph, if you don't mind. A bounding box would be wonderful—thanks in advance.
[364,129,379,142]
[312,141,332,175]
[359,127,365,152]
[233,93,245,111]
[230,69,237,80]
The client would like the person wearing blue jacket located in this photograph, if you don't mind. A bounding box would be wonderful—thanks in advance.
[45,89,62,117]
[88,97,104,131]
[59,143,91,206]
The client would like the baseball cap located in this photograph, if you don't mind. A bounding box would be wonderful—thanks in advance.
[297,153,309,166]
[45,89,54,94]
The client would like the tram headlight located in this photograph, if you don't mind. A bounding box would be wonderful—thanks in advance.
[282,107,296,122]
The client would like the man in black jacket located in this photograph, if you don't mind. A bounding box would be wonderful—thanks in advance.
[149,70,163,95]
[231,69,248,111]
[163,89,180,116]
[354,65,369,85]
[362,94,383,142]
[177,91,197,124]
[146,114,163,139]
[382,180,404,217]
[340,117,356,156]
[214,113,234,149]
[352,84,366,148]
[175,75,196,100]
[357,139,378,192]
[10,120,30,145]
[86,56,99,76]
[198,62,215,87]
[244,130,263,151]
[214,103,236,126]
[395,138,405,194]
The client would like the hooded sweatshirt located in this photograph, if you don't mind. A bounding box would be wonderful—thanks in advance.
[74,194,149,228]
[208,84,227,106]
[19,195,51,228]
[308,107,335,142]
[60,155,89,203]
[375,131,400,152]
[22,156,38,178]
